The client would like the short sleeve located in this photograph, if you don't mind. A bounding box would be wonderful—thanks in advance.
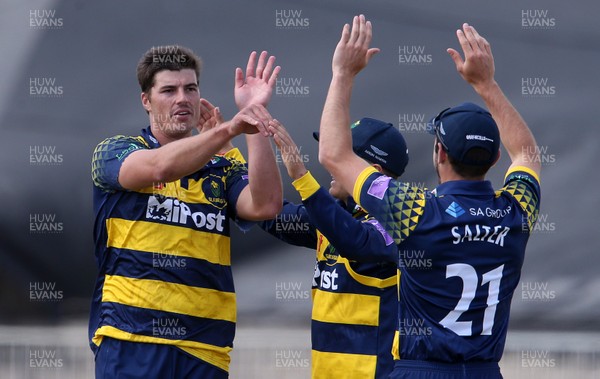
[355,167,426,245]
[500,165,541,231]
[223,156,250,220]
[91,135,147,191]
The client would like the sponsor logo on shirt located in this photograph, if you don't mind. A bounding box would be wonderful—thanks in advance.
[146,195,225,232]
[445,202,465,218]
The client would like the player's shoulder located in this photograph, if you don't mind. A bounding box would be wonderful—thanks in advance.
[93,134,149,156]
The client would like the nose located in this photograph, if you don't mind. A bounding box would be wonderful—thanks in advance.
[175,88,189,104]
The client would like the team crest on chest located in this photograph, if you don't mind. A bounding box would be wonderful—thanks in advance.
[201,174,226,209]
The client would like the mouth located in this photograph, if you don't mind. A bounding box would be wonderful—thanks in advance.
[173,109,192,118]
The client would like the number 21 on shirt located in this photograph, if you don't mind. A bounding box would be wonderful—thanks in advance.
[439,263,504,337]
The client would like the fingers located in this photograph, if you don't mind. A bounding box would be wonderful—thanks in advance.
[349,15,360,45]
[456,27,473,57]
[262,54,275,80]
[268,119,291,145]
[255,51,268,79]
[339,23,350,45]
[356,15,368,47]
[446,48,464,71]
[213,106,224,124]
[245,51,257,78]
[234,67,244,89]
[267,65,281,88]
[241,104,273,136]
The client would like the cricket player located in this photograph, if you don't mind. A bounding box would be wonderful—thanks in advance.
[90,46,282,378]
[318,15,541,379]
[260,117,408,378]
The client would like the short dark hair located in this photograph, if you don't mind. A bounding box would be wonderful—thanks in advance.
[436,137,493,179]
[136,45,202,94]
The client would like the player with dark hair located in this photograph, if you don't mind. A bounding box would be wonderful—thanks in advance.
[318,16,541,379]
[260,117,408,378]
[90,46,282,378]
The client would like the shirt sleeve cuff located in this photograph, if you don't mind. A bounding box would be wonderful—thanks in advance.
[353,166,379,205]
[292,171,321,200]
[504,165,540,184]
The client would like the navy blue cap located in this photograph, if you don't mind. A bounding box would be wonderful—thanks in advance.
[427,102,500,166]
[313,118,409,177]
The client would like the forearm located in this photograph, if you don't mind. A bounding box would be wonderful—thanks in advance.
[258,201,317,249]
[474,81,540,172]
[318,74,366,193]
[245,133,283,216]
[120,125,235,189]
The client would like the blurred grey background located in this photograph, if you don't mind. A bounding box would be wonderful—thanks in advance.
[1,0,599,377]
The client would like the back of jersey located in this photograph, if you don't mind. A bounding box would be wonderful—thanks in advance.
[396,174,539,362]
[355,167,540,363]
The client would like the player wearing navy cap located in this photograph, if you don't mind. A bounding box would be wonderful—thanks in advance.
[260,117,408,378]
[318,16,540,379]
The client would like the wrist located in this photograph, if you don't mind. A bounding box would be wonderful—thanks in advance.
[290,166,308,181]
[472,79,500,98]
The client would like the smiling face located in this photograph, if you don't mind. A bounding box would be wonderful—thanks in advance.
[141,69,201,141]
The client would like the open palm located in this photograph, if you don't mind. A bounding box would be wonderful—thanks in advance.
[234,51,281,109]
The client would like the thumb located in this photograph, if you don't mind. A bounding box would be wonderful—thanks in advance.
[447,48,464,72]
[366,48,380,62]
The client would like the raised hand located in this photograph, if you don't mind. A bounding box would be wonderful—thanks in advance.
[198,98,224,133]
[235,51,281,110]
[447,23,495,88]
[332,14,380,77]
[198,98,233,153]
[268,119,308,180]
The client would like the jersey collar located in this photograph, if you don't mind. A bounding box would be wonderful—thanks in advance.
[141,126,161,149]
[433,180,495,197]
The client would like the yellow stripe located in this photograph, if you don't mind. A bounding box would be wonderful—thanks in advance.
[312,291,380,326]
[353,167,379,206]
[312,350,377,379]
[106,218,230,266]
[102,275,236,322]
[505,165,540,184]
[222,147,246,163]
[292,171,321,200]
[92,326,231,372]
[392,330,400,360]
[341,257,396,288]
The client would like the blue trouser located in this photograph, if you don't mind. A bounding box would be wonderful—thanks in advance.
[389,360,502,379]
[95,337,228,379]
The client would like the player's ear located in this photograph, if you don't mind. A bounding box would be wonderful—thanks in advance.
[141,92,151,113]
[371,163,384,173]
